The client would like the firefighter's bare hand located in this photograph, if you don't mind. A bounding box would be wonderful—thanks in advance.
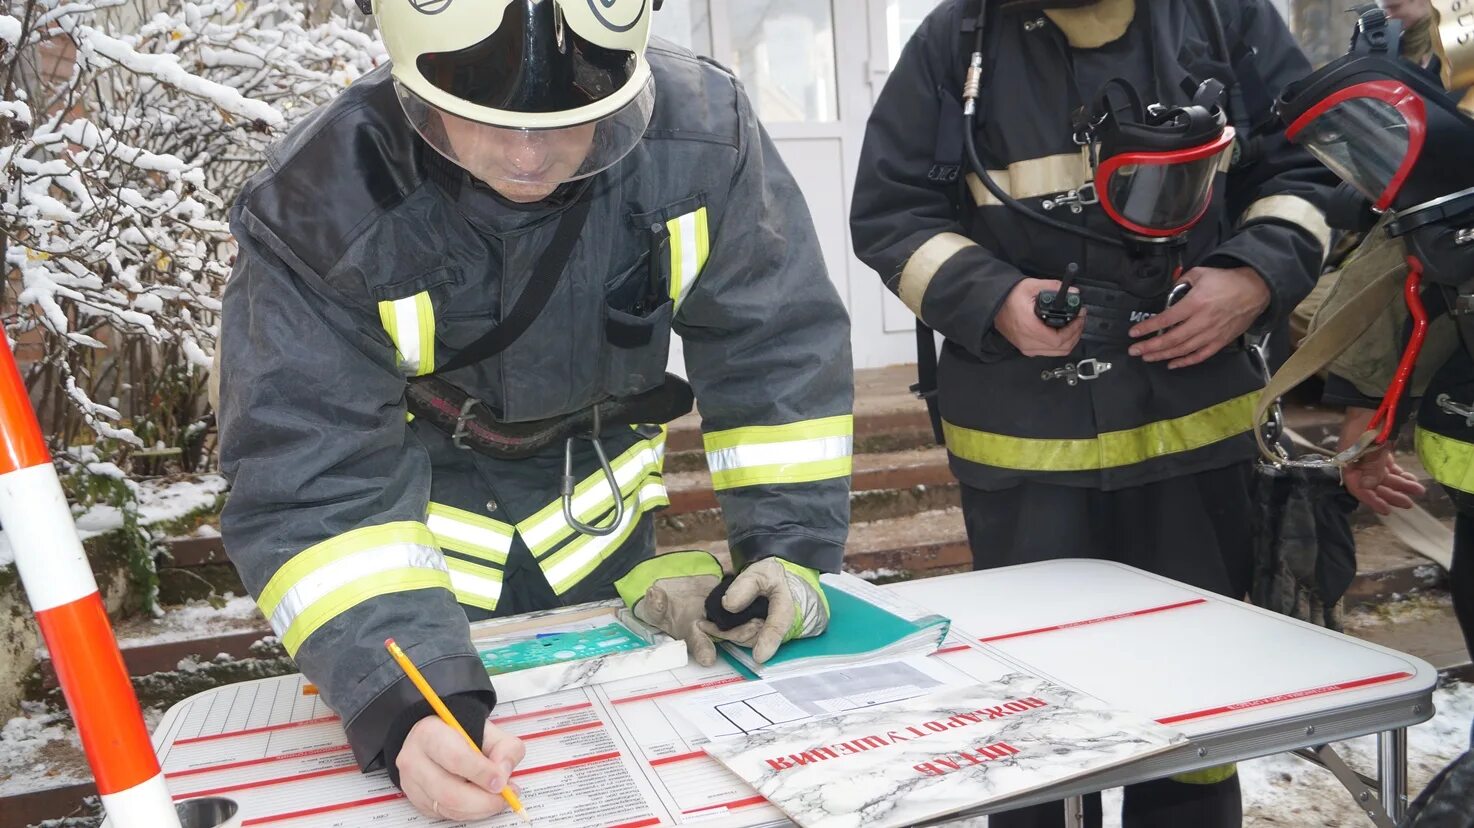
[994,278,1086,357]
[397,717,525,822]
[1338,406,1426,515]
[1128,266,1270,369]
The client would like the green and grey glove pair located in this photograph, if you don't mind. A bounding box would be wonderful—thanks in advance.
[699,557,829,664]
[615,551,830,666]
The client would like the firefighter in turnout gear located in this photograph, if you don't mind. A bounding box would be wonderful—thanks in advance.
[215,0,852,819]
[1281,2,1474,666]
[851,1,1335,825]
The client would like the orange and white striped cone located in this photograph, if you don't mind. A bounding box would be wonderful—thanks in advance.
[0,340,182,828]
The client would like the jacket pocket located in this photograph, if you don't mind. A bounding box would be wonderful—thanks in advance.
[601,251,673,398]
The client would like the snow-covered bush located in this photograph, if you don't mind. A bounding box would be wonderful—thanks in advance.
[1,0,381,476]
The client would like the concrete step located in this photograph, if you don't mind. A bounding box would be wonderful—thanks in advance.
[664,364,935,471]
[666,446,951,515]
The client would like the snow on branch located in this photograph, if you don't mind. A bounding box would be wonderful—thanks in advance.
[1,0,380,470]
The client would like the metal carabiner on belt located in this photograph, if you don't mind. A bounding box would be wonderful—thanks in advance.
[561,406,624,537]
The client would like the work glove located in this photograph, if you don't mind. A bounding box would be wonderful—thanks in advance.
[698,558,829,664]
[615,550,723,667]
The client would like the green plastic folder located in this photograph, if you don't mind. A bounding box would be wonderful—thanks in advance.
[719,581,950,679]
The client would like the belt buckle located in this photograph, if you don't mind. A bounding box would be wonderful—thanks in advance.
[451,397,478,451]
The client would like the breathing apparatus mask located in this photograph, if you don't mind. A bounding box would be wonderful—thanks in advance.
[959,1,1235,328]
[1270,6,1474,465]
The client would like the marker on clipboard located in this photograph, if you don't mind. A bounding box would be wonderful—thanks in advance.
[385,638,532,824]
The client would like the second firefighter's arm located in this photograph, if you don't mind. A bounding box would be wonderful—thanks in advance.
[1206,0,1337,330]
[850,2,1026,357]
[217,215,493,773]
[673,79,854,577]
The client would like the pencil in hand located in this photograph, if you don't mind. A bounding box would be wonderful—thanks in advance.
[384,638,531,824]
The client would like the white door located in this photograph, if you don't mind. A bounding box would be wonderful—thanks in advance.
[652,0,921,371]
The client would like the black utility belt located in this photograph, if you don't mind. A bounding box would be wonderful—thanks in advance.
[1075,284,1172,345]
[405,374,694,460]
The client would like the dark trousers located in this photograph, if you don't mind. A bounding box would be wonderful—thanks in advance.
[961,463,1255,828]
[1454,512,1474,663]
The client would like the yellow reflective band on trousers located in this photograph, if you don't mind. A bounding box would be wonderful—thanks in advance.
[256,521,451,657]
[540,479,670,595]
[942,393,1257,472]
[517,431,667,557]
[1416,427,1474,494]
[668,208,710,311]
[445,556,504,612]
[427,502,513,565]
[703,415,854,491]
[377,291,435,376]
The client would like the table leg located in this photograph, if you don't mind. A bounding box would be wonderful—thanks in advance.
[1063,795,1085,827]
[1378,728,1408,823]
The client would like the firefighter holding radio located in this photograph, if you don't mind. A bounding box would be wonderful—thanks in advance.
[851,1,1336,825]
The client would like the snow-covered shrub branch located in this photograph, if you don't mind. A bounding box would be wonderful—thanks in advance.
[0,0,380,473]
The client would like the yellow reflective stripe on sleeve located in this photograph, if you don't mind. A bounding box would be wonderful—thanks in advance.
[964,150,1091,207]
[942,393,1256,472]
[1240,195,1332,262]
[427,502,514,564]
[703,415,854,491]
[541,480,669,595]
[445,556,503,612]
[1416,427,1474,494]
[667,207,710,310]
[517,433,667,556]
[376,291,435,376]
[900,233,977,317]
[255,521,450,657]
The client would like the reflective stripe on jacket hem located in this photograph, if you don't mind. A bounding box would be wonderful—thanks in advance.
[1416,426,1474,495]
[517,431,668,557]
[942,393,1257,472]
[427,502,513,564]
[541,479,669,595]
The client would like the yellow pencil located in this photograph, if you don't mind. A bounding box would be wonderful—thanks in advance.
[385,638,531,824]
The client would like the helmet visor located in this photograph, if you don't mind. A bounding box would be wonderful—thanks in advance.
[1095,128,1235,238]
[397,77,654,189]
[1285,81,1426,210]
[416,0,637,114]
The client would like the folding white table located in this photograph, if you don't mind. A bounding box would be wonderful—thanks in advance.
[147,560,1437,827]
[893,560,1437,826]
